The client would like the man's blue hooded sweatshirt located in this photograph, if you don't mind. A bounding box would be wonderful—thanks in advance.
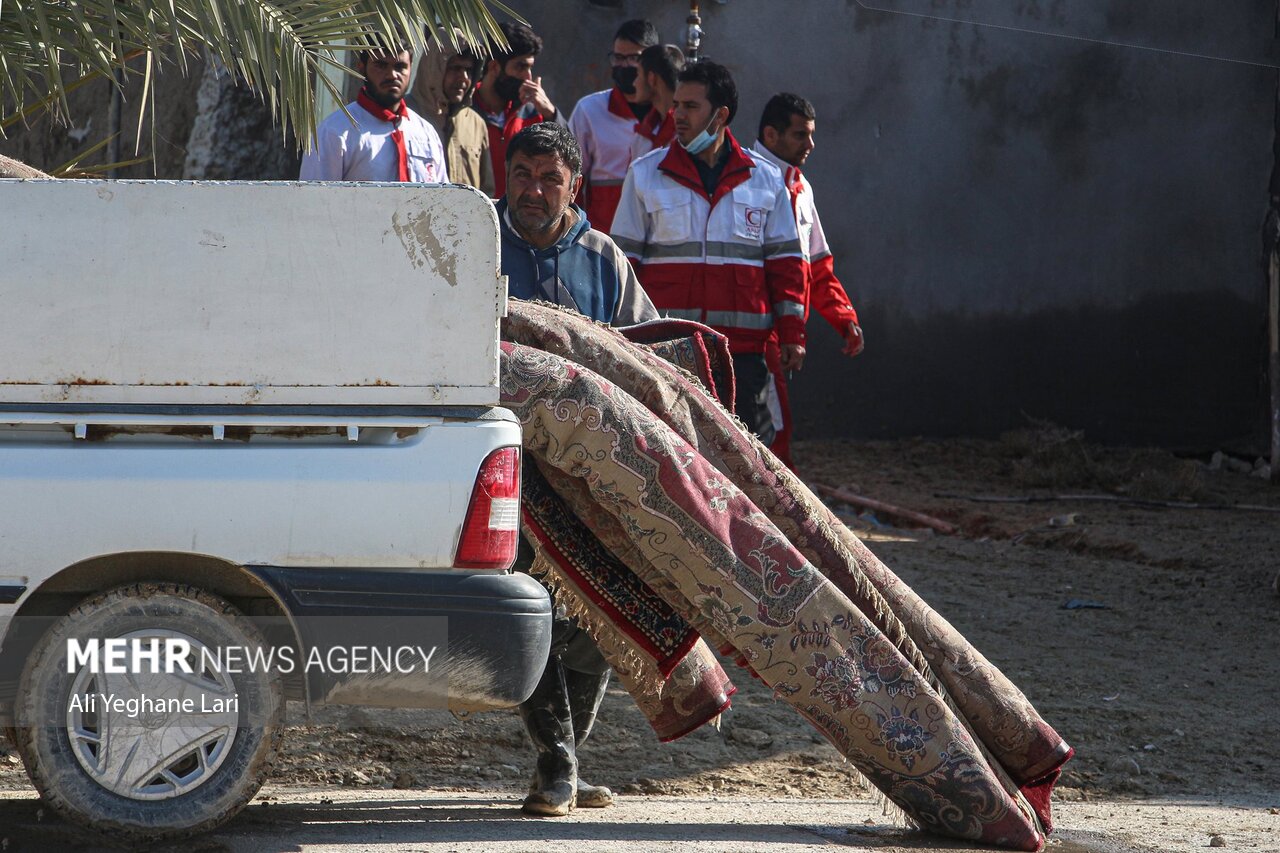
[497,199,656,326]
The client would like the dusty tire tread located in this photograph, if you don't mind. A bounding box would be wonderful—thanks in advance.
[14,582,283,843]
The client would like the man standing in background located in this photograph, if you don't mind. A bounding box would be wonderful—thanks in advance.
[567,19,660,233]
[405,31,494,196]
[628,44,684,163]
[301,44,447,183]
[472,20,561,198]
[611,62,806,445]
[753,93,864,466]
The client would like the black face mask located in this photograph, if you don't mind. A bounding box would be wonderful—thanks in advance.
[494,73,524,104]
[611,66,639,95]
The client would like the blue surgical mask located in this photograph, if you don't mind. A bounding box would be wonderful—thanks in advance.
[681,114,721,155]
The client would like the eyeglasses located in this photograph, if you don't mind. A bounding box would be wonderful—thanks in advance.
[607,51,642,66]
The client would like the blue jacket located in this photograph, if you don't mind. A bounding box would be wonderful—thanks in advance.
[498,199,657,326]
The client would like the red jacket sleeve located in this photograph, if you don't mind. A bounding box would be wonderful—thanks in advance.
[809,253,859,332]
[764,182,808,347]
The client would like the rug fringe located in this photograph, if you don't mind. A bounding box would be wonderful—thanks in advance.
[527,550,670,697]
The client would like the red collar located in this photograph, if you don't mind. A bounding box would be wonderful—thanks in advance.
[658,129,756,206]
[356,88,408,124]
[785,166,803,193]
[637,109,674,146]
[607,86,636,120]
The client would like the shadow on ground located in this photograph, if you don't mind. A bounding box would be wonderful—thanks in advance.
[0,793,1162,853]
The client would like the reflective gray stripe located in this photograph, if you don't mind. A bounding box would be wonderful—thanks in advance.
[613,235,647,256]
[773,301,805,318]
[642,241,704,259]
[706,241,765,261]
[629,239,784,263]
[705,310,774,330]
[643,241,767,262]
[662,308,702,321]
[763,238,804,258]
[589,178,624,186]
[810,249,833,262]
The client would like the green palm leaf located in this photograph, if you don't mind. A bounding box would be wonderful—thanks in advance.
[0,0,516,144]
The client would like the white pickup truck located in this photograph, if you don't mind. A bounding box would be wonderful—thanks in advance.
[0,180,552,840]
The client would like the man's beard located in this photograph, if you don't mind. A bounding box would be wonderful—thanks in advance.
[363,82,401,110]
[494,74,524,104]
[512,199,558,236]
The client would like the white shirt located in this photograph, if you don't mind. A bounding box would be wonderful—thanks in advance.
[568,89,644,188]
[301,101,448,183]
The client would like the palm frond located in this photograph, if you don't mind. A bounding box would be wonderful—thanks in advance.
[0,0,513,144]
[49,132,152,176]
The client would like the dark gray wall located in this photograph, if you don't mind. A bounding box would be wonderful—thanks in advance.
[4,1,1272,447]
[523,0,1277,448]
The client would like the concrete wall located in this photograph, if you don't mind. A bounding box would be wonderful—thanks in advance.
[522,0,1277,448]
[4,1,1273,447]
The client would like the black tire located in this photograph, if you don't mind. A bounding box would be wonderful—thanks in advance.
[14,582,282,842]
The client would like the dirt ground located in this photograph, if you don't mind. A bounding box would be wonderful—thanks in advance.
[2,432,1278,847]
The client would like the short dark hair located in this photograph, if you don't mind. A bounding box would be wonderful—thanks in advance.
[614,19,659,49]
[357,33,411,64]
[758,93,816,140]
[676,60,737,124]
[494,21,542,66]
[505,123,583,179]
[640,44,685,92]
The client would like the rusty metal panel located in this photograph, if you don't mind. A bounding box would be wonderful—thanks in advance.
[0,180,503,406]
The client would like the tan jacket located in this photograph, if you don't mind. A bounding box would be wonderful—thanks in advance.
[407,33,495,197]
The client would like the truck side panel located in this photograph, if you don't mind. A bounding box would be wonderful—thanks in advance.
[0,417,518,582]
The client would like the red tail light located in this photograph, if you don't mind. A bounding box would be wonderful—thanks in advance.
[454,446,521,569]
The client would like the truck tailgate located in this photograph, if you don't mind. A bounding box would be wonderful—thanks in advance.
[0,180,503,407]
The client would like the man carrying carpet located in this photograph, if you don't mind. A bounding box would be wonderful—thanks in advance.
[498,122,657,816]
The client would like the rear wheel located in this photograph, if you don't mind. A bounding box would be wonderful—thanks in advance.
[14,582,282,842]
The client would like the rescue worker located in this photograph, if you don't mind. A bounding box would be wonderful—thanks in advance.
[627,44,684,163]
[753,93,864,467]
[405,30,494,196]
[301,43,447,183]
[499,123,658,817]
[472,20,561,198]
[567,19,660,232]
[611,61,806,444]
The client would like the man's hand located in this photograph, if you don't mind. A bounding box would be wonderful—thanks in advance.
[842,322,865,357]
[520,76,556,120]
[780,343,806,371]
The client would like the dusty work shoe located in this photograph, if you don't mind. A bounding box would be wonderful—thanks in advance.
[575,778,614,808]
[519,658,578,817]
[522,751,577,816]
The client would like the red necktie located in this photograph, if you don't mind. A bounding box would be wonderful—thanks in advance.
[785,166,804,216]
[356,89,410,182]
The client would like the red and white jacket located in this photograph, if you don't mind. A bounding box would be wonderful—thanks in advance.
[751,140,859,334]
[569,88,667,233]
[611,132,807,354]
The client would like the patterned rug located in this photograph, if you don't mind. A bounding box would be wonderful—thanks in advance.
[618,317,736,413]
[500,301,1071,851]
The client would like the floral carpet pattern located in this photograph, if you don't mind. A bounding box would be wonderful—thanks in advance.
[499,301,1070,851]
